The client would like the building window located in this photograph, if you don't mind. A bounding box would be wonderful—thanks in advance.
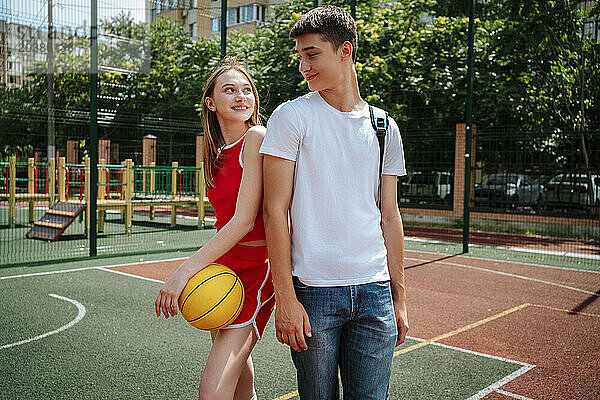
[151,8,156,23]
[203,3,269,31]
[240,6,247,23]
[220,3,266,27]
[255,4,265,22]
[189,22,197,38]
[419,13,434,25]
[212,18,221,33]
[239,5,254,23]
[583,19,599,41]
[227,8,237,26]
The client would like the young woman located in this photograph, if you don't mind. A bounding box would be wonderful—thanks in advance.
[155,57,274,400]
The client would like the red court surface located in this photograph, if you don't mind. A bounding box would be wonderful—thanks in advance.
[110,250,600,399]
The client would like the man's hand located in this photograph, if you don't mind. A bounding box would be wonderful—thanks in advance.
[394,298,409,346]
[275,297,312,352]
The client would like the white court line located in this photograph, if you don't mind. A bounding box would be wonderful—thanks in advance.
[405,246,600,275]
[420,338,534,369]
[0,294,86,350]
[406,236,600,262]
[2,255,594,298]
[2,239,595,282]
[495,389,534,400]
[98,267,165,284]
[3,266,539,399]
[0,257,186,281]
[0,266,100,280]
[494,244,600,261]
[424,339,536,400]
[405,257,599,297]
[466,365,536,400]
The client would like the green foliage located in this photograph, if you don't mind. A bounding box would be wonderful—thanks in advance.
[1,1,598,170]
[246,0,313,115]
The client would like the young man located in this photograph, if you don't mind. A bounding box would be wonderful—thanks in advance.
[260,5,408,399]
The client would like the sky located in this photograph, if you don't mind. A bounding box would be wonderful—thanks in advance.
[1,0,147,33]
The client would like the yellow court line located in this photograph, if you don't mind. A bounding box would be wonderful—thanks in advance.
[272,304,532,400]
[394,303,531,357]
[529,303,600,318]
[272,390,299,400]
[271,302,599,400]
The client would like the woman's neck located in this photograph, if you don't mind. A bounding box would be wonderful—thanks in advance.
[218,118,249,145]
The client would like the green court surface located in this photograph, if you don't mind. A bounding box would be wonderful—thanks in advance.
[1,267,526,399]
[1,206,216,266]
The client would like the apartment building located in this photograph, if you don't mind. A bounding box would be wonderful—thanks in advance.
[0,18,95,88]
[0,20,52,87]
[145,0,272,39]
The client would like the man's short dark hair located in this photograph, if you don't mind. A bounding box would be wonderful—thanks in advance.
[290,5,358,62]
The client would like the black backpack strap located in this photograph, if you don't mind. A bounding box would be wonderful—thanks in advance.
[369,105,389,209]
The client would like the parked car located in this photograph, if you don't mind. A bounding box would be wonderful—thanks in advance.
[397,176,410,203]
[404,171,452,204]
[539,173,600,211]
[474,173,541,208]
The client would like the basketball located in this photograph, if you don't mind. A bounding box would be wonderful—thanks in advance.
[178,263,244,331]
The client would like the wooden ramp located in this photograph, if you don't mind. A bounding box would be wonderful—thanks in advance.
[26,202,86,241]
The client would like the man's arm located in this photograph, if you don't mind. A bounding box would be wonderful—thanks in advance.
[263,155,311,352]
[380,174,409,345]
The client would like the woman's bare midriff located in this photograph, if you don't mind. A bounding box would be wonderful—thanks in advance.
[238,239,267,247]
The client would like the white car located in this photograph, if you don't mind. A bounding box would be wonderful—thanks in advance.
[539,173,600,211]
[404,171,452,204]
[474,173,541,208]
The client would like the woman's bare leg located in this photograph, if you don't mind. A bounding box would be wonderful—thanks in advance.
[199,325,257,400]
[234,354,255,400]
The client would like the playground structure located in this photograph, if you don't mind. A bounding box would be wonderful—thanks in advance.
[1,155,209,235]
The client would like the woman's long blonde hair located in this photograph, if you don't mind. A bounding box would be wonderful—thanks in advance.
[202,57,261,188]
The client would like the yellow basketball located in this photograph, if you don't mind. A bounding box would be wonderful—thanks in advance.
[178,263,244,331]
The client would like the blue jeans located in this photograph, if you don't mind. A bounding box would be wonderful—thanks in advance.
[291,278,397,400]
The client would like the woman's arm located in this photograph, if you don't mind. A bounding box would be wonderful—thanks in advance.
[155,126,266,318]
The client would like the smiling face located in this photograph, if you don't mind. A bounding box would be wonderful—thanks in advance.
[205,69,256,124]
[295,32,352,92]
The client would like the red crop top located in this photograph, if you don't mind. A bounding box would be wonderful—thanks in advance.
[206,134,266,242]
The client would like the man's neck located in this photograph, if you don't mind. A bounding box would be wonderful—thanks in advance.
[318,67,364,112]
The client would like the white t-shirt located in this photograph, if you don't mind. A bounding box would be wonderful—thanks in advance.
[260,91,406,286]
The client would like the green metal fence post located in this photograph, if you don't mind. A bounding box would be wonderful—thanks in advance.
[90,0,98,256]
[462,0,476,254]
[8,155,16,228]
[221,0,227,58]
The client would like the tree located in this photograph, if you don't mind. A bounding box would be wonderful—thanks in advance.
[2,0,597,173]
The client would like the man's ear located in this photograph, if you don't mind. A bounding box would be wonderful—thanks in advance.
[205,97,216,112]
[340,41,353,61]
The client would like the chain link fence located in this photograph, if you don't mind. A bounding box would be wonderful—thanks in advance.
[1,0,599,267]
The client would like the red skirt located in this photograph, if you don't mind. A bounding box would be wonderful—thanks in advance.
[214,244,274,339]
